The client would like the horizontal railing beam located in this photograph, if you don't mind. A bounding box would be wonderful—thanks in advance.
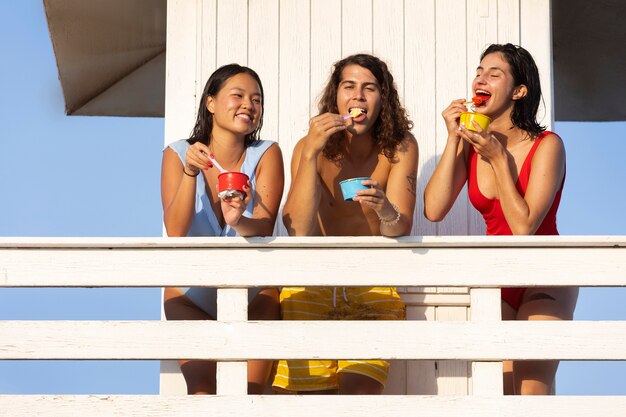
[2,320,625,360]
[1,237,625,287]
[0,395,625,417]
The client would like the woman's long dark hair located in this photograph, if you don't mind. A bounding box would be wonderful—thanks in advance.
[318,54,412,161]
[481,43,545,135]
[187,64,264,147]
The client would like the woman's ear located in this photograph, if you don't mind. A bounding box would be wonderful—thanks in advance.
[206,96,215,113]
[512,84,528,101]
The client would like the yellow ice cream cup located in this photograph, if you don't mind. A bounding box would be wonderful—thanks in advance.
[460,112,491,132]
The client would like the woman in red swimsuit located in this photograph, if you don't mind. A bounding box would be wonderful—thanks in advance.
[424,43,578,395]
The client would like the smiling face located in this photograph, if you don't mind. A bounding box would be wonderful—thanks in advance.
[336,64,382,135]
[472,52,527,118]
[206,72,263,137]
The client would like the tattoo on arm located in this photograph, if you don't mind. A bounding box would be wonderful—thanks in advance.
[406,175,417,196]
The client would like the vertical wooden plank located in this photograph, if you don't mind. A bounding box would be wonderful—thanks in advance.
[384,360,407,394]
[164,0,199,145]
[471,361,504,395]
[466,0,497,237]
[249,0,280,143]
[197,0,218,112]
[342,0,373,56]
[215,0,248,66]
[497,0,520,44]
[159,360,187,395]
[520,0,553,129]
[216,288,248,394]
[278,0,311,236]
[161,1,203,395]
[436,305,470,395]
[406,305,438,394]
[470,288,501,321]
[405,0,437,237]
[216,362,248,394]
[217,288,249,321]
[470,288,503,395]
[372,0,404,94]
[311,0,342,116]
[435,0,469,236]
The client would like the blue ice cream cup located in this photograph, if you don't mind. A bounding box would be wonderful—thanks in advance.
[339,177,372,201]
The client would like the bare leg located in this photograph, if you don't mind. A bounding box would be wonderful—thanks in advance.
[163,287,217,395]
[338,372,384,395]
[513,287,579,395]
[247,288,281,394]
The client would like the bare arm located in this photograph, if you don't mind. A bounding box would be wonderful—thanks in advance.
[491,134,565,235]
[461,126,565,235]
[423,99,470,222]
[225,143,285,236]
[161,144,211,236]
[354,133,419,237]
[282,113,347,236]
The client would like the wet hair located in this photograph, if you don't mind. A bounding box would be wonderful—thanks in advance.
[187,64,264,147]
[318,54,413,161]
[481,43,545,135]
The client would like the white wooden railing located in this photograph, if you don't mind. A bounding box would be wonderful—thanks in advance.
[1,236,626,416]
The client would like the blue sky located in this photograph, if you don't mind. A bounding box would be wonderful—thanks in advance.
[1,2,625,395]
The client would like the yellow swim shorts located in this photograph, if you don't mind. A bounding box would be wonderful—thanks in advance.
[272,287,405,392]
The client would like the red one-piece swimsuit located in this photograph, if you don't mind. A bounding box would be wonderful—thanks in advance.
[467,131,565,310]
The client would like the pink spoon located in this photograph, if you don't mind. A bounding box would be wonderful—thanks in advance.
[204,152,227,173]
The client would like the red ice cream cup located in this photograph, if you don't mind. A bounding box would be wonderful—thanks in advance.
[218,171,249,196]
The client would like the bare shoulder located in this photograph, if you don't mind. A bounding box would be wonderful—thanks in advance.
[260,141,284,161]
[535,132,565,157]
[539,132,564,147]
[395,132,419,160]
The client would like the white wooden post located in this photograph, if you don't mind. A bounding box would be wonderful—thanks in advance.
[216,288,248,395]
[470,288,503,395]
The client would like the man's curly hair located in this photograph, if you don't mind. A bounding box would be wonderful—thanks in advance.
[318,54,412,162]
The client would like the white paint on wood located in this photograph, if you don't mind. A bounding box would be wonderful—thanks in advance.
[520,0,553,128]
[4,241,625,287]
[373,0,404,95]
[342,0,373,56]
[217,288,248,321]
[470,288,501,321]
[497,0,520,44]
[470,288,503,395]
[248,0,280,142]
[164,0,198,144]
[3,320,626,360]
[3,235,624,248]
[216,0,248,66]
[436,305,470,395]
[159,360,187,395]
[471,362,503,396]
[435,0,470,236]
[405,0,437,237]
[3,395,626,417]
[310,0,341,115]
[216,362,247,395]
[198,0,217,100]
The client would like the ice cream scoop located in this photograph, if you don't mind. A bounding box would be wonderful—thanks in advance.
[342,108,364,120]
[464,95,490,107]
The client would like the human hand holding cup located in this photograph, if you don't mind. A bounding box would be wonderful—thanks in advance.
[459,111,491,132]
[218,171,249,200]
[339,177,372,201]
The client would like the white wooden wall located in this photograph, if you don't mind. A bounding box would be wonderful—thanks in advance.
[162,0,553,395]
